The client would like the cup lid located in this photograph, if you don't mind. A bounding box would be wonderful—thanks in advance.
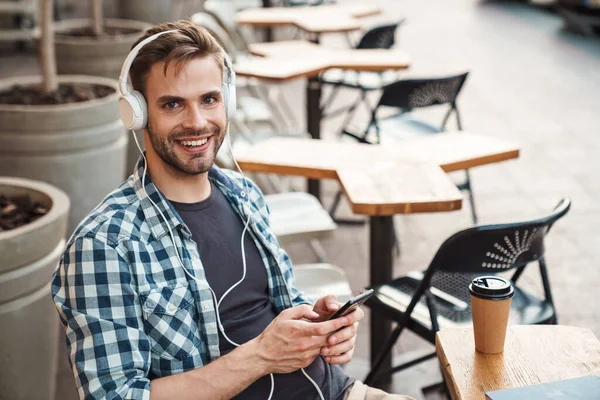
[469,276,514,300]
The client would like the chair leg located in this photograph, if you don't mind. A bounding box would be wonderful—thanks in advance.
[365,323,406,386]
[329,189,343,217]
[328,189,367,225]
[309,239,328,263]
[335,90,368,139]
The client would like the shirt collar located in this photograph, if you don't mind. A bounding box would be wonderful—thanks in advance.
[132,154,249,241]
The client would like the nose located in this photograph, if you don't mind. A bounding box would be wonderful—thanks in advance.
[181,103,208,131]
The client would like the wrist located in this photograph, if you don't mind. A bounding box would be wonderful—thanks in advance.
[240,337,271,376]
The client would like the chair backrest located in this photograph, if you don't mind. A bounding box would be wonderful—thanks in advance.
[378,72,469,110]
[419,198,570,307]
[204,0,238,30]
[203,0,251,51]
[430,198,571,276]
[355,20,404,50]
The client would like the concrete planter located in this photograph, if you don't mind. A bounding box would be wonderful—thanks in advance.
[0,176,70,400]
[53,18,151,80]
[118,0,206,24]
[0,75,127,235]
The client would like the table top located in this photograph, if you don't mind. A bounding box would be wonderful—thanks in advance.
[236,4,380,33]
[236,132,519,215]
[436,325,600,400]
[235,132,520,176]
[335,161,463,215]
[234,40,411,82]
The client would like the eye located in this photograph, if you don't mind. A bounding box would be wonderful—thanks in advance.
[164,101,180,110]
[203,96,216,104]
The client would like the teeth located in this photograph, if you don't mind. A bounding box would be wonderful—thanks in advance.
[180,138,208,147]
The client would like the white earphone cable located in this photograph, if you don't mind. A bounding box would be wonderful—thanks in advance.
[129,82,324,400]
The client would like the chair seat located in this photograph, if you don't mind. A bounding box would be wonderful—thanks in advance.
[377,113,442,141]
[367,271,555,343]
[320,69,399,90]
[293,263,352,304]
[237,96,274,123]
[266,192,337,246]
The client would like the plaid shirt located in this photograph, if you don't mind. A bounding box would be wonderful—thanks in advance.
[52,158,312,400]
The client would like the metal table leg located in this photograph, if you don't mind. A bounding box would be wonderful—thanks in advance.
[306,76,322,200]
[369,216,395,387]
[262,0,274,42]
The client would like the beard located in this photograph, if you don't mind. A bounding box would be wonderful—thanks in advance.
[146,121,224,177]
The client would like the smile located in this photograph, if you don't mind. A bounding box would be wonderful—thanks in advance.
[179,137,209,148]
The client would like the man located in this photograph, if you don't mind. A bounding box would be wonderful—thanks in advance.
[52,20,412,400]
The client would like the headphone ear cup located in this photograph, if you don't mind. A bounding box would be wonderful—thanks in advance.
[131,90,148,130]
[119,91,147,131]
[225,83,236,120]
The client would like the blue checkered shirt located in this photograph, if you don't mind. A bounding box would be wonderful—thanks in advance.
[52,159,312,400]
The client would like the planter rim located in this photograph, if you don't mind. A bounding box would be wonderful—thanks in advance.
[0,176,70,242]
[33,18,151,43]
[0,75,120,112]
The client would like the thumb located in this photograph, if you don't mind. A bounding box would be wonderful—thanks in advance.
[324,294,340,311]
[282,304,320,320]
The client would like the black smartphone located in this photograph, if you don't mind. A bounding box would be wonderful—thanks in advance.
[328,289,374,320]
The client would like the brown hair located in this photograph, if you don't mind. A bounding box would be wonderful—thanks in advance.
[129,20,225,96]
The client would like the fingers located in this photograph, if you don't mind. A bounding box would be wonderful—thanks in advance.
[282,304,320,321]
[326,322,358,347]
[323,294,340,312]
[324,348,355,365]
[322,333,356,357]
[343,306,365,325]
[307,315,350,337]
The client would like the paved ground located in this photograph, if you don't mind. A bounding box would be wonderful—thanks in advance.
[2,0,599,399]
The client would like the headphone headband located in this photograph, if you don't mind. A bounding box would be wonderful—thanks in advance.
[119,30,179,96]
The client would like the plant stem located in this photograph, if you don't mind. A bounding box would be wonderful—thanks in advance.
[40,0,58,94]
[91,0,104,36]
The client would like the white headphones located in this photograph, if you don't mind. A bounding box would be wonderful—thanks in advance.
[118,29,237,131]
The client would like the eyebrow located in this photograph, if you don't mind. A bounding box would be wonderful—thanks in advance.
[156,90,222,105]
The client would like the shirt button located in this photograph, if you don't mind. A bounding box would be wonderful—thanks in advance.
[168,304,176,312]
[191,255,197,261]
[202,305,209,311]
[240,191,246,197]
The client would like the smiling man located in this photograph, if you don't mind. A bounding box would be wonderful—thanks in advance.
[51,21,412,400]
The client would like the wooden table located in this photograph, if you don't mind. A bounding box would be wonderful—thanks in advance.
[236,4,380,35]
[233,40,411,199]
[236,133,520,380]
[436,325,600,400]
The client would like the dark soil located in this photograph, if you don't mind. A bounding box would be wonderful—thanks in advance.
[55,26,140,39]
[0,83,115,105]
[0,194,49,231]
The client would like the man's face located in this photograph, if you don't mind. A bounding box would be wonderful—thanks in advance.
[144,56,226,176]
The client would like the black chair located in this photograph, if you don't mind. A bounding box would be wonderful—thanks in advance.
[363,198,571,390]
[319,20,405,125]
[330,73,477,228]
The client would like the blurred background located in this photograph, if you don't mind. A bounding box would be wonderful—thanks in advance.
[1,0,599,399]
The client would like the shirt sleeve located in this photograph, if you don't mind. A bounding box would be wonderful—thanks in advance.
[52,235,152,400]
[244,177,314,307]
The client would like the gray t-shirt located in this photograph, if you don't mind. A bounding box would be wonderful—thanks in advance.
[170,183,353,399]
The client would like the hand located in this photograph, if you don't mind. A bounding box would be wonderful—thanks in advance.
[251,304,352,374]
[312,294,341,322]
[321,306,364,365]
